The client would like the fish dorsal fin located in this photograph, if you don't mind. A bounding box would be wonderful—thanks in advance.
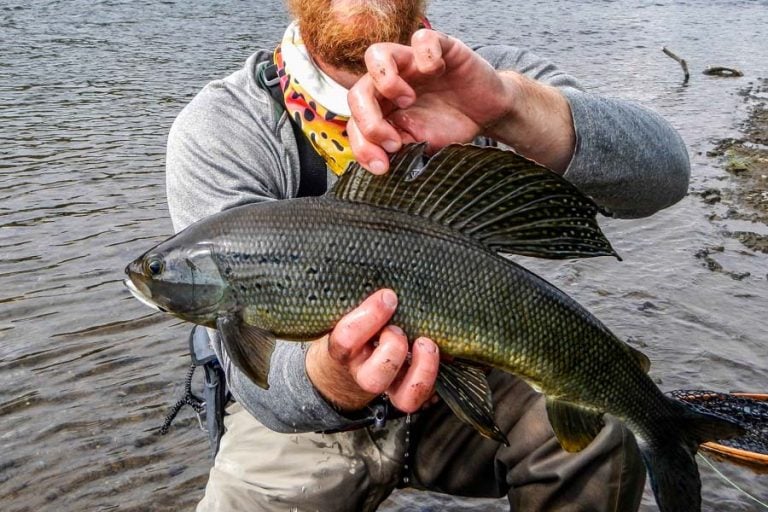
[331,143,619,260]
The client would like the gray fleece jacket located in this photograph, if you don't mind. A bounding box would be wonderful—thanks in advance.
[166,45,690,433]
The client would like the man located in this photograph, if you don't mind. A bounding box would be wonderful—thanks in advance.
[166,0,690,510]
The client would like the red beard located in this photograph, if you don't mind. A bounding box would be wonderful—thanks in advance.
[285,0,425,74]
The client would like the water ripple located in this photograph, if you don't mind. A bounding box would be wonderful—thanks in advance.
[2,0,767,511]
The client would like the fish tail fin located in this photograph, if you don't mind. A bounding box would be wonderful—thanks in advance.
[641,396,745,512]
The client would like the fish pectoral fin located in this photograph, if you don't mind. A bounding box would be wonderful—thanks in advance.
[216,316,276,390]
[545,398,605,452]
[435,360,508,445]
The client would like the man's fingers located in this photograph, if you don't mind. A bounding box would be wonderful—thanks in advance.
[348,30,476,171]
[347,75,401,145]
[387,102,480,154]
[387,337,440,413]
[347,73,405,173]
[328,289,398,363]
[346,117,392,174]
[364,43,417,107]
[353,325,409,394]
[410,29,446,76]
[349,44,425,168]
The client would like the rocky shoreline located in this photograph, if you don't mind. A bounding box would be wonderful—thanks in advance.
[696,78,768,277]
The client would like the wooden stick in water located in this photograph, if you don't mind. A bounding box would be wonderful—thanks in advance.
[662,46,690,83]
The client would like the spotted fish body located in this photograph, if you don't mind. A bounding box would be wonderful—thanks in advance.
[126,144,742,512]
[217,196,639,403]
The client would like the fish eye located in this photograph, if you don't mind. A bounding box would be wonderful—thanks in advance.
[145,257,164,276]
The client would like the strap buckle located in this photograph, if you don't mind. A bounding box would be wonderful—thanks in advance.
[316,395,403,435]
[258,61,281,88]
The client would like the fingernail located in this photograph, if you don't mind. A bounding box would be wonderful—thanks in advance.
[387,325,404,337]
[382,140,400,153]
[396,96,412,109]
[369,160,387,174]
[417,338,438,352]
[381,289,398,309]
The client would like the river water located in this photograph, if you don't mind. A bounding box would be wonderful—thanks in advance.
[1,0,766,510]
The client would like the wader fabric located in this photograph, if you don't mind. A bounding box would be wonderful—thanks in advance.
[197,371,645,512]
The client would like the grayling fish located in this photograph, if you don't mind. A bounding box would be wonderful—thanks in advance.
[125,143,742,512]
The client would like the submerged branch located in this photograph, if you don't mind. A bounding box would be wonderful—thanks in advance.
[662,46,690,83]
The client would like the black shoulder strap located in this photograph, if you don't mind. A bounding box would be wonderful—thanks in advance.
[260,61,328,197]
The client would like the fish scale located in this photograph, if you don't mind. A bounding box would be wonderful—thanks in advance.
[126,143,744,512]
[208,196,656,416]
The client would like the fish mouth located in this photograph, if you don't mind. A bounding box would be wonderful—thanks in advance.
[123,278,164,312]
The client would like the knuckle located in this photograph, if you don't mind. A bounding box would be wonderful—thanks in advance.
[364,43,392,66]
[411,28,434,45]
[378,347,407,373]
[346,87,359,110]
[347,78,377,116]
[356,361,396,394]
[370,72,399,96]
[355,117,385,139]
[380,333,408,362]
[327,333,353,363]
[386,324,406,341]
[364,44,380,64]
[413,34,439,57]
[357,375,385,394]
[328,347,351,364]
[346,116,361,139]
[382,350,408,379]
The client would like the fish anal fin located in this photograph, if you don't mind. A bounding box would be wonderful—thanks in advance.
[545,398,605,452]
[216,316,276,389]
[435,360,508,445]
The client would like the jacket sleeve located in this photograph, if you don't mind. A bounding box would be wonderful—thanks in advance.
[476,45,690,218]
[165,56,364,433]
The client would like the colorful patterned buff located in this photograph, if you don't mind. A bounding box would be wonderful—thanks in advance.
[275,19,433,176]
[275,24,353,176]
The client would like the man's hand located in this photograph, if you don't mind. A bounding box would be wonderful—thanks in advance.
[306,289,440,414]
[347,29,576,174]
